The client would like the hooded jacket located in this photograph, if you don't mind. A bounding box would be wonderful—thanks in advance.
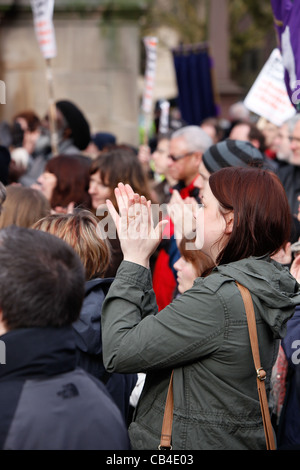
[101,257,300,450]
[0,327,130,450]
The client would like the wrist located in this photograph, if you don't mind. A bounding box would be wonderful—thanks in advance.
[123,255,150,269]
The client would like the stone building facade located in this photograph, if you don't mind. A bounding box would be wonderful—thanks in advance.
[0,0,149,145]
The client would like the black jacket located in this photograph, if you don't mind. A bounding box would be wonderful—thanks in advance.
[73,278,137,421]
[277,164,300,216]
[0,326,130,450]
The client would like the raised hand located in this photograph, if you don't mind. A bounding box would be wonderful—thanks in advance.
[168,189,198,243]
[106,183,167,268]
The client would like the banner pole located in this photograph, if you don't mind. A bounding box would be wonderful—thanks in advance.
[45,57,58,156]
[141,36,158,147]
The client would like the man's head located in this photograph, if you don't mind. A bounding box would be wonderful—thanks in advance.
[229,122,266,153]
[194,139,264,198]
[273,121,293,162]
[0,226,85,332]
[167,126,212,186]
[43,100,91,151]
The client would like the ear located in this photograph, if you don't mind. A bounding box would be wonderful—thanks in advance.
[250,139,260,149]
[224,211,234,234]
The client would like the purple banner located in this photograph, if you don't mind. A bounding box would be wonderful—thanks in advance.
[271,0,300,110]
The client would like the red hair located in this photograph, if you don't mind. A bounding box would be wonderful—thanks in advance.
[209,167,291,265]
[46,154,91,209]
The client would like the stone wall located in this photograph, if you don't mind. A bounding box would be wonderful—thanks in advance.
[0,1,148,146]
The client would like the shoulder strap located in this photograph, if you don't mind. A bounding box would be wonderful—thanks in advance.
[159,370,174,450]
[236,282,276,450]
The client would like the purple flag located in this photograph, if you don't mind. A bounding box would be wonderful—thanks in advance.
[271,0,300,110]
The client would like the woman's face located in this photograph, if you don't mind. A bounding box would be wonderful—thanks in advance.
[195,182,232,263]
[88,171,112,210]
[173,256,198,294]
[152,138,170,175]
[37,171,57,201]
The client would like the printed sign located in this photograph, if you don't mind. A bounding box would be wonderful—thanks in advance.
[141,37,158,114]
[244,48,296,126]
[31,0,57,59]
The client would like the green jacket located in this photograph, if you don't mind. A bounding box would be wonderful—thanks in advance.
[101,257,300,450]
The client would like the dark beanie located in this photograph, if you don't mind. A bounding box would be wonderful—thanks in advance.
[92,132,116,151]
[56,100,91,150]
[0,145,11,185]
[202,139,264,174]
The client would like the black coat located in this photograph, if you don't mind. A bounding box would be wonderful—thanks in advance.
[277,163,300,217]
[0,327,130,450]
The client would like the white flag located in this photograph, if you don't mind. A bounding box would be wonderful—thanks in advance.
[142,37,158,114]
[31,0,57,59]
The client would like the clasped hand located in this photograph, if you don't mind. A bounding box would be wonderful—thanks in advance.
[106,183,167,268]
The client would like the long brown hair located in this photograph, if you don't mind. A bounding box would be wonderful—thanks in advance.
[178,236,213,277]
[90,146,152,209]
[209,167,291,265]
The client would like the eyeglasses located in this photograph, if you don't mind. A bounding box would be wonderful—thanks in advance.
[288,136,300,143]
[168,151,194,162]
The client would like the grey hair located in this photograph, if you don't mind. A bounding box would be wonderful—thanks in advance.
[171,125,213,153]
[285,113,300,134]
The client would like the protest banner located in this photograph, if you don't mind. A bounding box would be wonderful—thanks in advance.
[31,0,58,155]
[244,48,296,126]
[141,37,158,144]
[271,0,300,111]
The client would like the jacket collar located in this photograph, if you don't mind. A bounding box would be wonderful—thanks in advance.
[0,326,77,380]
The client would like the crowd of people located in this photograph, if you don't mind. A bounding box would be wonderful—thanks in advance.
[0,97,300,450]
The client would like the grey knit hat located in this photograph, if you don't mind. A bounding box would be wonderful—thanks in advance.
[202,139,264,174]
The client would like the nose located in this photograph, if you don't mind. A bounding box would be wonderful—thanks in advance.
[173,257,183,272]
[88,182,96,194]
[290,140,298,151]
[167,157,173,168]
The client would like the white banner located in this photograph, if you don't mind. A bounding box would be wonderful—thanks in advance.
[31,0,57,59]
[141,37,158,114]
[159,100,170,134]
[244,49,296,126]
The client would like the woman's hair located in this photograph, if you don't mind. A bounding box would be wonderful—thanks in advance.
[0,185,50,229]
[209,167,291,265]
[178,236,213,277]
[90,146,152,209]
[13,110,41,132]
[32,209,110,280]
[45,154,92,209]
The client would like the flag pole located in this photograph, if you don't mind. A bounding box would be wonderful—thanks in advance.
[45,58,58,156]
